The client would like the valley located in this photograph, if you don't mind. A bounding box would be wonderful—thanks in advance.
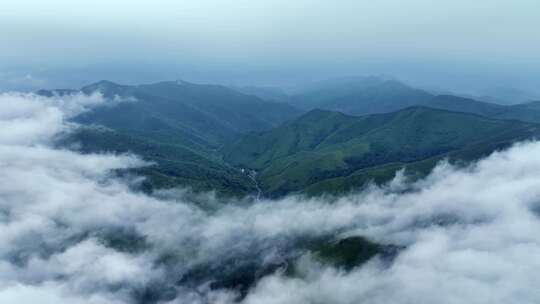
[44,77,540,198]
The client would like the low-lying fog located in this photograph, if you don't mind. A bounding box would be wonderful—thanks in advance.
[2,92,540,303]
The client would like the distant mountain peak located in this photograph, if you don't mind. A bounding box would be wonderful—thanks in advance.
[84,80,121,88]
[81,80,129,96]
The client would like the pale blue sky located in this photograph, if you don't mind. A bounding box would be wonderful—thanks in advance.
[1,0,539,94]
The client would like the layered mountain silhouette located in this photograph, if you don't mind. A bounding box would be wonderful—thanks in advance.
[44,80,301,195]
[287,76,540,123]
[39,78,540,197]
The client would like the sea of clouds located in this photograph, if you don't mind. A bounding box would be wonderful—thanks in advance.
[1,92,540,304]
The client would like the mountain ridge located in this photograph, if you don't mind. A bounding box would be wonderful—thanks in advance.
[37,78,540,197]
[224,106,540,196]
[285,76,540,124]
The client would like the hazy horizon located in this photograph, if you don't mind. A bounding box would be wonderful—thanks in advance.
[2,0,539,98]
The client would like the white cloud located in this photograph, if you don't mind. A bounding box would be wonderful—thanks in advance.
[242,142,540,304]
[2,92,540,303]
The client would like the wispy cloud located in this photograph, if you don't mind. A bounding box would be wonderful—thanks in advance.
[1,92,540,303]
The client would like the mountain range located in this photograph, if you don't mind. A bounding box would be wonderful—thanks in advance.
[224,106,540,196]
[286,76,540,123]
[42,80,300,196]
[39,77,540,197]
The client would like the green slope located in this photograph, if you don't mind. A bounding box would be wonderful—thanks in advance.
[40,80,540,197]
[134,81,301,134]
[60,127,255,196]
[74,80,302,149]
[224,107,540,196]
[494,100,540,122]
[303,136,533,196]
[40,80,302,196]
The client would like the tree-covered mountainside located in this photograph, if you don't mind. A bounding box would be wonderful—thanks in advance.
[43,80,301,196]
[494,100,540,122]
[41,79,540,198]
[59,126,255,196]
[224,107,540,196]
[73,80,302,149]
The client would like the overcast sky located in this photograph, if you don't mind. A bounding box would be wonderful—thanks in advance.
[1,0,539,94]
